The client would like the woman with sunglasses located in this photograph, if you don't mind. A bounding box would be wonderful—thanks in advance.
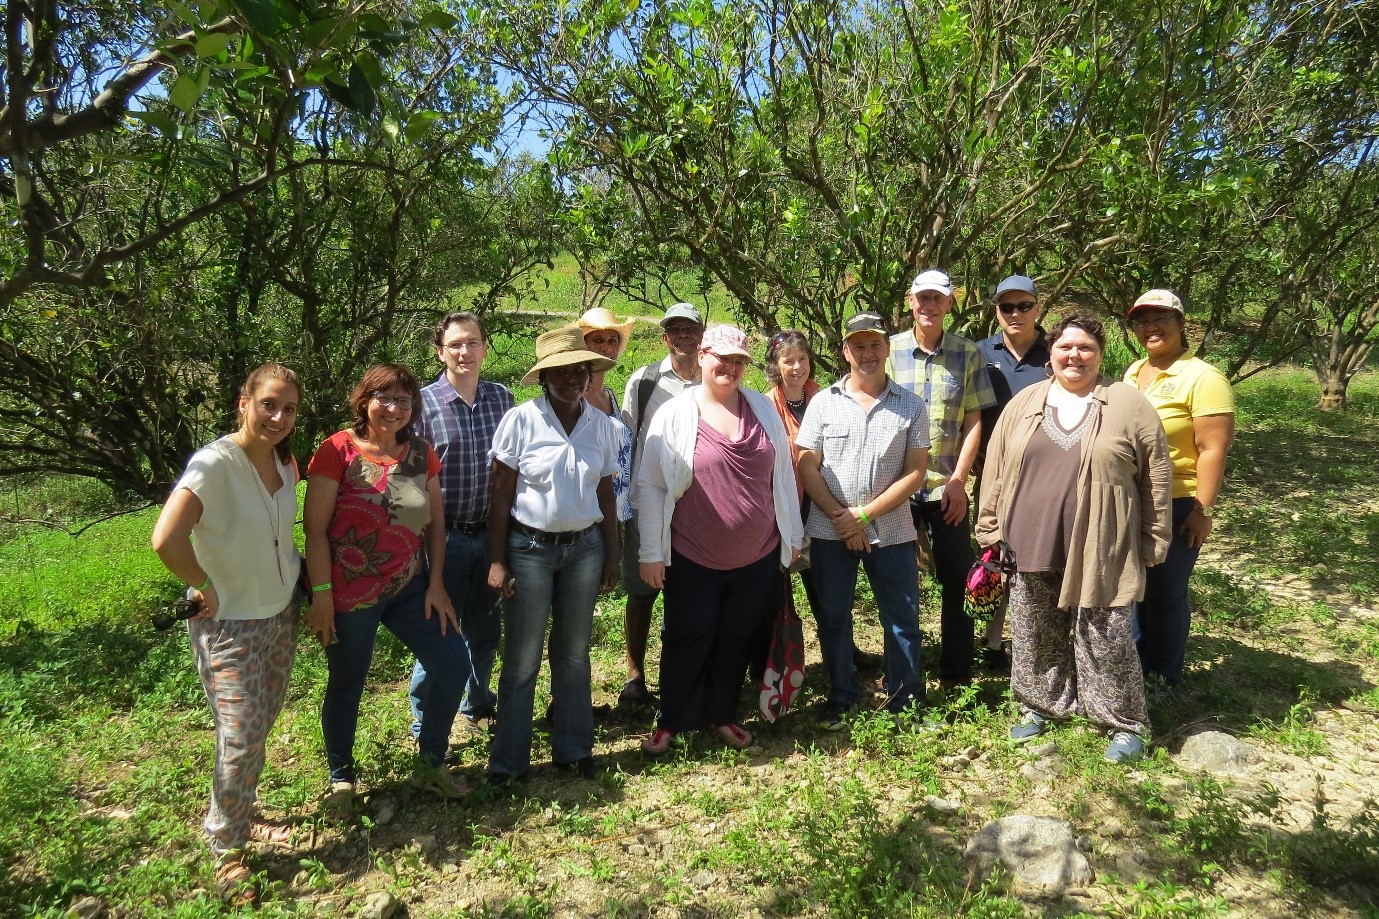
[151,364,304,905]
[304,363,468,808]
[1124,290,1235,694]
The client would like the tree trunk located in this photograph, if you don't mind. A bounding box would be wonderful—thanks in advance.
[1316,376,1348,412]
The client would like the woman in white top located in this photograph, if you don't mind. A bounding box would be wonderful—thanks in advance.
[151,364,304,906]
[636,325,804,755]
[485,326,621,784]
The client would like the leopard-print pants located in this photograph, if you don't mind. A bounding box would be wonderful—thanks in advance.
[189,601,298,856]
[1009,571,1148,735]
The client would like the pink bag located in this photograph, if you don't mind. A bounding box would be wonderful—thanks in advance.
[964,542,1015,627]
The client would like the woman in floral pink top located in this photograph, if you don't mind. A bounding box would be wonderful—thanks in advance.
[304,364,470,805]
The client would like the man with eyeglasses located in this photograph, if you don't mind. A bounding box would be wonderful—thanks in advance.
[619,303,704,706]
[974,275,1052,670]
[889,269,997,691]
[408,311,515,742]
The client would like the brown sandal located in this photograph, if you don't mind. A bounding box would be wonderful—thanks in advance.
[215,853,257,906]
[250,819,305,850]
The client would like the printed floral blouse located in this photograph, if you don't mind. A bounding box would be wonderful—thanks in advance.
[307,430,441,612]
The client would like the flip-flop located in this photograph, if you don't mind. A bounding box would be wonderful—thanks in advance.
[640,727,675,755]
[712,723,753,749]
[618,677,658,705]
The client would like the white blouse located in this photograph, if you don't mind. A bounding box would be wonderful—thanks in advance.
[175,437,301,620]
[490,398,619,532]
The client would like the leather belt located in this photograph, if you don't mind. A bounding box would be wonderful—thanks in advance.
[449,519,487,534]
[510,519,594,547]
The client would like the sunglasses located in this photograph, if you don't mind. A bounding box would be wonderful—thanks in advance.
[997,301,1038,314]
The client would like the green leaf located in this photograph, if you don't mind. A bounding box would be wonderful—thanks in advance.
[418,10,458,31]
[347,62,376,116]
[168,72,204,111]
[300,16,343,48]
[128,109,179,136]
[195,33,234,58]
[405,111,442,142]
[231,0,283,35]
[382,116,401,140]
[353,51,385,90]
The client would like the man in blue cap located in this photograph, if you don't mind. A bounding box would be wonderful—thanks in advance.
[974,274,1051,670]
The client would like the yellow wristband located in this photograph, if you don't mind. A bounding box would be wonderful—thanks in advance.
[857,506,872,526]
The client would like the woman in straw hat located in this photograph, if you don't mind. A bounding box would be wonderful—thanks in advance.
[577,306,637,524]
[485,326,622,784]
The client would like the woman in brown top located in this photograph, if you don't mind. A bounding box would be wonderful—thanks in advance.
[976,314,1172,763]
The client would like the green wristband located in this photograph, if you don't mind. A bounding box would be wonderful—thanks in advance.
[312,583,333,594]
[198,577,212,592]
[857,506,872,526]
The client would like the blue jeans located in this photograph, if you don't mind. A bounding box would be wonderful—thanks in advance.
[1136,497,1201,686]
[321,572,467,781]
[810,538,926,710]
[409,529,502,734]
[488,526,604,777]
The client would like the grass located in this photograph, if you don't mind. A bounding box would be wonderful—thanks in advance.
[2,353,1379,915]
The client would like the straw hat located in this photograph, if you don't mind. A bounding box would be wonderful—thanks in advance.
[521,326,616,385]
[576,307,637,359]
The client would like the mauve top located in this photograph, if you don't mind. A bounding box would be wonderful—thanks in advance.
[670,400,780,570]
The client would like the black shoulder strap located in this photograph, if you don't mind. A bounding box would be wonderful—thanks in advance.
[635,371,658,440]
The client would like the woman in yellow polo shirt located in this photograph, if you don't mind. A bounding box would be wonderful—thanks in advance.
[1125,289,1235,691]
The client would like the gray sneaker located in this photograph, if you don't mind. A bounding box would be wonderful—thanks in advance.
[1009,711,1049,743]
[1103,731,1145,764]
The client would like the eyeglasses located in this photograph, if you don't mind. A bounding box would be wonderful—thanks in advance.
[370,392,414,411]
[997,301,1038,314]
[664,324,701,338]
[1129,312,1177,330]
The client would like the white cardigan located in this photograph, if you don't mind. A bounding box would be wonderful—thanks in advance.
[634,387,804,568]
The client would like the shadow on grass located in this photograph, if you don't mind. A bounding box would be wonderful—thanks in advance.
[1153,632,1372,743]
[0,620,204,720]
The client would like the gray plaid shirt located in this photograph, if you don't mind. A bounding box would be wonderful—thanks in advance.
[795,376,931,548]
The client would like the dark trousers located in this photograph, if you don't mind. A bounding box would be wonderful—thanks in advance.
[660,547,778,731]
[912,499,976,681]
[1136,497,1201,686]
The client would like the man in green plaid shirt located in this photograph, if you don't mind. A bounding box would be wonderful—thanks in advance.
[888,270,996,688]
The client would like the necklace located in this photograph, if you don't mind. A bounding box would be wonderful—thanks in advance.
[785,395,807,410]
[232,435,287,586]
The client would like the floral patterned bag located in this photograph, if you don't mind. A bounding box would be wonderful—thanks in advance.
[964,541,1015,627]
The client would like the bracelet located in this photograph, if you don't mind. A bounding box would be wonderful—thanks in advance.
[312,583,333,593]
[197,577,212,592]
[856,506,872,526]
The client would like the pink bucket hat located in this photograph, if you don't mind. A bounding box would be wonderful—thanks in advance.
[699,324,752,359]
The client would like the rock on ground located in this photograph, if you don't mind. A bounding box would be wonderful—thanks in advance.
[964,815,1094,900]
[1177,730,1262,774]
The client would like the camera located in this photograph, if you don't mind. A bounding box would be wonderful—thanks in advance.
[151,588,204,631]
